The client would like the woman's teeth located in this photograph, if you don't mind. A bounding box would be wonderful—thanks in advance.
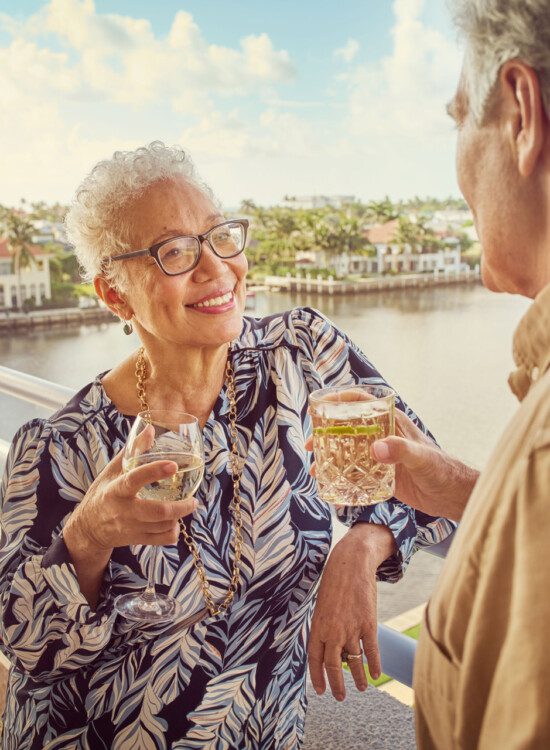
[193,291,233,308]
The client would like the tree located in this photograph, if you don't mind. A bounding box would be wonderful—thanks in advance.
[239,199,258,215]
[366,197,398,224]
[0,206,36,309]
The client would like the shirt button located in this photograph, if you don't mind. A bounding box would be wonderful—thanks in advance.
[531,365,540,382]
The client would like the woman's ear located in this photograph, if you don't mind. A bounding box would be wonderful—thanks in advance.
[500,60,546,177]
[94,276,133,320]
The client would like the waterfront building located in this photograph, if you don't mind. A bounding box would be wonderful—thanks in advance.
[296,218,463,276]
[282,194,356,210]
[0,239,53,309]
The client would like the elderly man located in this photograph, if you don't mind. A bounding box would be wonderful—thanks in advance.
[368,0,550,747]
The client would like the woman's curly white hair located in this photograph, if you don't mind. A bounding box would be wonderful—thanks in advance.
[65,141,218,291]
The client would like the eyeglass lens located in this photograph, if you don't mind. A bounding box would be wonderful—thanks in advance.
[158,222,245,274]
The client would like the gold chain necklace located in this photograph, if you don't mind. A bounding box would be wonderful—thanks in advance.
[135,346,244,618]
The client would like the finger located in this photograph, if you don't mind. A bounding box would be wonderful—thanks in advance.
[102,447,126,478]
[139,526,180,546]
[361,630,381,681]
[305,436,313,451]
[344,644,367,692]
[308,639,326,696]
[309,463,316,477]
[324,644,346,701]
[116,460,178,498]
[133,423,156,454]
[135,495,198,522]
[394,410,432,444]
[320,388,375,403]
[370,436,433,470]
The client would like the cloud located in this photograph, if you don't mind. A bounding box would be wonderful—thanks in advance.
[1,0,296,108]
[334,39,360,63]
[344,0,461,141]
[0,0,462,209]
[0,0,299,207]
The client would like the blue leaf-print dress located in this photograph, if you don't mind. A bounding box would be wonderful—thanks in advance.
[0,308,454,749]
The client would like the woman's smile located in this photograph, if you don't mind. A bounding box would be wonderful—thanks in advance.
[187,289,236,314]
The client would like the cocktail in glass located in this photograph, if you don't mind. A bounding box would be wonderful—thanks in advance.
[309,384,395,506]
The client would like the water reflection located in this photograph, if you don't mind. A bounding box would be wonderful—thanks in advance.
[1,285,530,470]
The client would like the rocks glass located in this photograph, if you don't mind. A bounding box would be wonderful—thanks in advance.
[309,384,396,506]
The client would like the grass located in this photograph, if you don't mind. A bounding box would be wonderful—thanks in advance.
[342,622,422,687]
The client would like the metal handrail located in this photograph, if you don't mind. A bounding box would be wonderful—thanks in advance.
[0,365,455,688]
[0,365,73,411]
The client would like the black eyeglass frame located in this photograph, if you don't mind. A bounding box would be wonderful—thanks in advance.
[109,218,249,277]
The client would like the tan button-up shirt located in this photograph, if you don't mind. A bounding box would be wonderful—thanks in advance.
[414,283,550,750]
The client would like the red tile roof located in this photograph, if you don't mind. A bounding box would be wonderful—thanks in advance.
[364,219,399,245]
[0,238,50,259]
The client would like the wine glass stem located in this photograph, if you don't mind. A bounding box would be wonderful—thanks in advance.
[144,545,159,601]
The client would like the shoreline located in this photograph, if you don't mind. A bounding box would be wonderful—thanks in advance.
[0,307,115,334]
[262,269,480,295]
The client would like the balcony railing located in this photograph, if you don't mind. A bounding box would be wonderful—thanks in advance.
[0,364,454,689]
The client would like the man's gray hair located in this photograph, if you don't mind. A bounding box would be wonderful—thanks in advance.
[450,0,550,122]
[65,141,217,291]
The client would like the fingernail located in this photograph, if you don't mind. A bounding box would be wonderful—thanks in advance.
[162,463,177,475]
[335,693,344,702]
[314,687,323,695]
[371,671,380,680]
[372,442,390,461]
[359,685,367,692]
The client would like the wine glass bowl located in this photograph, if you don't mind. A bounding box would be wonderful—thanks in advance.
[114,410,205,623]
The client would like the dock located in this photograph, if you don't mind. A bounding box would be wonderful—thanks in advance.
[0,307,116,333]
[264,268,480,295]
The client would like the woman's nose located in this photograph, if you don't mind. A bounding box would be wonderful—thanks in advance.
[191,240,227,281]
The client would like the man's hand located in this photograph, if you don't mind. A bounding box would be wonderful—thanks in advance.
[308,523,396,701]
[371,411,479,521]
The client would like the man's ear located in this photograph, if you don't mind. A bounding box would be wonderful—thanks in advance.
[500,60,546,177]
[94,276,133,320]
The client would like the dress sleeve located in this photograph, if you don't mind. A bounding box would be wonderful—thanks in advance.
[0,419,116,685]
[294,307,456,583]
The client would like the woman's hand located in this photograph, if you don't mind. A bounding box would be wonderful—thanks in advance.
[66,448,197,552]
[308,523,396,701]
[63,448,197,607]
[370,410,479,521]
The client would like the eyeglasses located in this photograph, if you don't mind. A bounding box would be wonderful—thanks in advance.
[109,219,249,277]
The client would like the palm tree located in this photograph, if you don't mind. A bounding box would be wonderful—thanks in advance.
[0,207,36,309]
[366,197,398,224]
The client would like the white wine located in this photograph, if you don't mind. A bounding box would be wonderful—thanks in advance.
[125,452,204,502]
[312,409,395,506]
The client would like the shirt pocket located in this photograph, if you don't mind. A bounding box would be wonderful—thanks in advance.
[414,608,460,750]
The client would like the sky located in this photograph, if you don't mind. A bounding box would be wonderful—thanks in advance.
[0,0,465,209]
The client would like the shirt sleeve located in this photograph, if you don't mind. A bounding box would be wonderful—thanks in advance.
[0,419,116,684]
[293,307,456,583]
[478,443,550,749]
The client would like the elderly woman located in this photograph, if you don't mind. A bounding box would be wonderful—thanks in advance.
[0,142,453,749]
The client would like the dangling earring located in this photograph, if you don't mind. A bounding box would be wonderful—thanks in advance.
[121,317,133,335]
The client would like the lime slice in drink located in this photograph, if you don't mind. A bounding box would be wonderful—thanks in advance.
[313,425,382,437]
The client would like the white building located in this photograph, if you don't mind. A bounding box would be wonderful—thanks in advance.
[0,239,53,309]
[282,195,355,210]
[295,218,464,276]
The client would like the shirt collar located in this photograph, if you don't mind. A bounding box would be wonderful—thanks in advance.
[508,283,550,401]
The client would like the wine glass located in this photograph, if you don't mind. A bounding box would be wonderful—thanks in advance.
[114,410,205,622]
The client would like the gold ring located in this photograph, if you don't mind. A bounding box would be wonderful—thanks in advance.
[341,651,363,662]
